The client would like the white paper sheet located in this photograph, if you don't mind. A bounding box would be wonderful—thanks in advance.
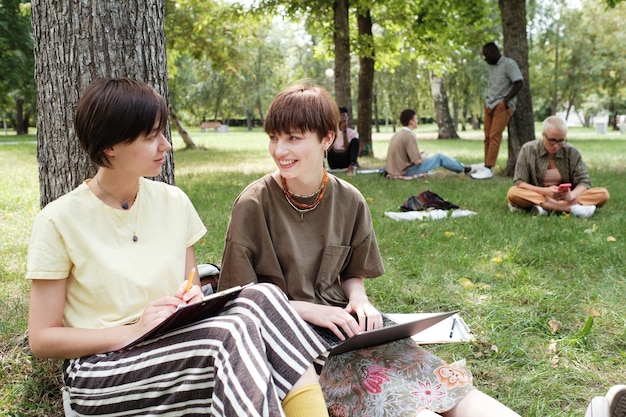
[385,312,474,344]
[384,209,476,221]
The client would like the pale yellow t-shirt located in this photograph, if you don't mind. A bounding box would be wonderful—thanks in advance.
[26,177,207,330]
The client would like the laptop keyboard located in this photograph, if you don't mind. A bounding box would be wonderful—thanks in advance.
[311,314,396,347]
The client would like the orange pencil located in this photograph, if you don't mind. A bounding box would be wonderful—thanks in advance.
[184,267,196,293]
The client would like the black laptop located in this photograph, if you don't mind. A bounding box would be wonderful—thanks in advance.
[313,310,458,356]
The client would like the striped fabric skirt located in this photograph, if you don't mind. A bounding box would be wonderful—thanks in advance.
[62,283,328,416]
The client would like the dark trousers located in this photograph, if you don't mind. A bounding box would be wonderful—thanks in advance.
[327,139,359,169]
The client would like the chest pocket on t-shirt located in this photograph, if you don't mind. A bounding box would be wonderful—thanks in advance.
[315,244,351,304]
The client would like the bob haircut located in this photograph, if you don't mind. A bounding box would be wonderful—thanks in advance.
[399,109,417,127]
[264,83,339,141]
[75,77,169,168]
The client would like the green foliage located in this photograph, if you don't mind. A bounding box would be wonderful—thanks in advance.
[529,0,626,119]
[0,0,35,130]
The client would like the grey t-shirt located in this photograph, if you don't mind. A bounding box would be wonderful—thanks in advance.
[486,56,523,111]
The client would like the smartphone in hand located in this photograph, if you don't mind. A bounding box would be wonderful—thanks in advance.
[557,183,571,192]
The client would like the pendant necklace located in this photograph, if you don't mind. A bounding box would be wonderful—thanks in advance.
[110,192,140,242]
[94,176,140,242]
[95,174,138,210]
[281,169,328,221]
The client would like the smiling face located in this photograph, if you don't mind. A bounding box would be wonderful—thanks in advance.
[268,130,333,184]
[264,84,340,189]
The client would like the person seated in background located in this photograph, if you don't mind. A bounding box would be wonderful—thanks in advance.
[327,106,359,175]
[584,385,626,417]
[506,115,610,217]
[385,108,476,179]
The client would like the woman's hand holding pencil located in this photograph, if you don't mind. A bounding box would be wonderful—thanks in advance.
[177,267,202,303]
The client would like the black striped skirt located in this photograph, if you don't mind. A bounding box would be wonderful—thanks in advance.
[61,283,329,416]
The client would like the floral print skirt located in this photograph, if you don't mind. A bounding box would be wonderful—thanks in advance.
[320,338,474,417]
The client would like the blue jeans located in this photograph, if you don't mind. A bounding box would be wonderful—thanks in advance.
[405,153,465,176]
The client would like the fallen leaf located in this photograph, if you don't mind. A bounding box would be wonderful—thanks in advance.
[607,236,616,242]
[551,355,560,367]
[584,224,598,234]
[548,319,562,334]
[458,277,474,289]
[548,341,558,355]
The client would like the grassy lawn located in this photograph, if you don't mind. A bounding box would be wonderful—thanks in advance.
[1,124,625,416]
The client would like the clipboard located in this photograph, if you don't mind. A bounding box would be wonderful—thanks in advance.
[123,284,247,349]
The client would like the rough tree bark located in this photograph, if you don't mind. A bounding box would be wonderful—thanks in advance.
[169,105,196,149]
[429,72,459,139]
[356,7,374,156]
[499,0,535,176]
[32,0,172,208]
[333,0,352,116]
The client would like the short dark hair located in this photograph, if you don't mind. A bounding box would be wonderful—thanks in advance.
[264,83,339,141]
[483,42,499,52]
[399,109,417,127]
[75,77,168,167]
[339,106,348,114]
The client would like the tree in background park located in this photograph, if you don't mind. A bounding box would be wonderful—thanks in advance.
[0,0,34,135]
[31,0,172,207]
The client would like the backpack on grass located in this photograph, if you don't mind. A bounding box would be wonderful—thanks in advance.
[400,190,459,211]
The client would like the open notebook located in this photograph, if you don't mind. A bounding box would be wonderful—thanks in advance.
[313,310,459,356]
[385,312,474,344]
[123,284,248,349]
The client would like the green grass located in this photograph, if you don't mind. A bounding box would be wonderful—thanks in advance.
[1,125,625,416]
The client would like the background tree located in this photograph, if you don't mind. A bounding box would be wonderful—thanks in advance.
[429,72,459,138]
[0,0,34,135]
[32,0,171,207]
[333,0,352,116]
[498,0,534,176]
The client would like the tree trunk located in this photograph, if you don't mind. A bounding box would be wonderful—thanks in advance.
[14,97,26,135]
[429,72,459,139]
[169,104,197,149]
[356,7,374,156]
[32,0,172,208]
[246,109,254,131]
[499,0,534,176]
[333,0,352,116]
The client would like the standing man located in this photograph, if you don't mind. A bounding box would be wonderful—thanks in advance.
[471,42,523,180]
[385,109,474,179]
[327,107,359,175]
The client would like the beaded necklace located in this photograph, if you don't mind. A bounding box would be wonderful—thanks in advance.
[281,169,328,221]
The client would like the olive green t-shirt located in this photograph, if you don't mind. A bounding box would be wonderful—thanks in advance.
[219,173,384,307]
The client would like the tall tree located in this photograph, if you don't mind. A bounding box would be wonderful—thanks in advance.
[429,72,459,138]
[0,0,34,134]
[32,0,171,207]
[333,0,352,116]
[499,0,534,176]
[356,5,374,155]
